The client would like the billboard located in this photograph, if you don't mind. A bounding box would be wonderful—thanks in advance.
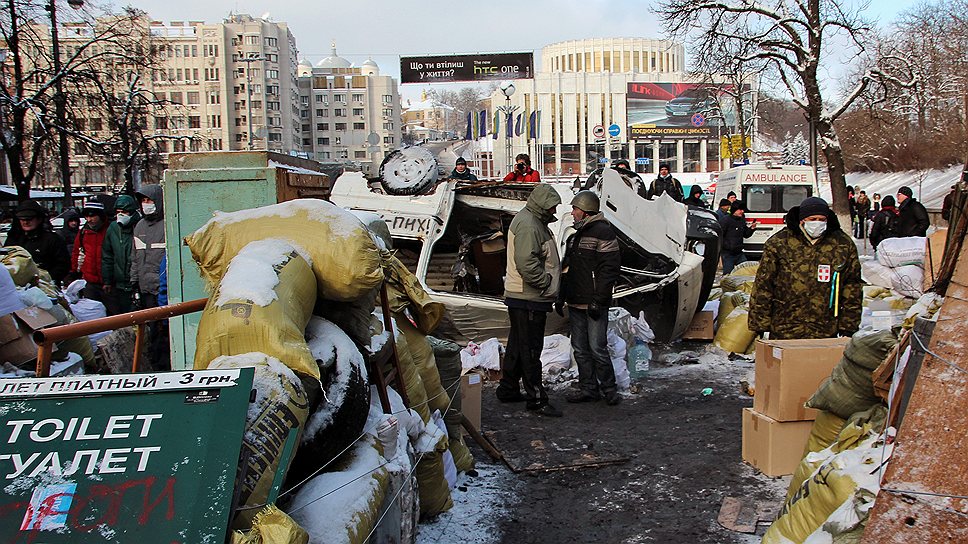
[400,52,534,84]
[627,82,748,139]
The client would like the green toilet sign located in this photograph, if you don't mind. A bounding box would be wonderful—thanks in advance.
[0,368,253,543]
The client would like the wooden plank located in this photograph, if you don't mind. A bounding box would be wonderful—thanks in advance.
[718,497,757,533]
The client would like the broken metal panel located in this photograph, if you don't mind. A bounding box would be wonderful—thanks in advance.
[862,249,968,543]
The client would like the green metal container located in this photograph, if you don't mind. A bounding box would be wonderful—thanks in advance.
[163,151,331,369]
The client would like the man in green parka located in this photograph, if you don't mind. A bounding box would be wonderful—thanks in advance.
[101,195,140,315]
[749,197,861,340]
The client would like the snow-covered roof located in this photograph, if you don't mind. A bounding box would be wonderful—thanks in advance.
[403,99,455,113]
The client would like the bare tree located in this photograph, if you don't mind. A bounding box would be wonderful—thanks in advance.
[0,2,150,202]
[656,0,915,217]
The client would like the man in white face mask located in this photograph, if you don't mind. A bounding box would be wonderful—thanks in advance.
[132,184,170,371]
[749,196,862,340]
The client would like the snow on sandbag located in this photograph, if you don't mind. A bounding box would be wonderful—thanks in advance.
[541,334,572,373]
[876,236,926,268]
[210,353,311,531]
[288,317,370,486]
[714,306,756,355]
[902,292,944,329]
[431,410,458,490]
[890,264,924,299]
[460,338,503,371]
[806,330,896,419]
[0,266,24,317]
[766,415,891,544]
[861,259,894,289]
[231,505,309,544]
[186,199,384,302]
[194,240,319,380]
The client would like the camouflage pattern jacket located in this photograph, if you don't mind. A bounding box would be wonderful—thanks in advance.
[749,207,861,339]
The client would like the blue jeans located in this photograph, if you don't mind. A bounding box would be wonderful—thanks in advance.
[722,250,747,275]
[570,307,616,396]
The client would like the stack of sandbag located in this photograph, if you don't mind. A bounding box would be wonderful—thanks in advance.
[428,337,475,473]
[187,200,385,531]
[1,247,95,368]
[805,329,897,419]
[764,405,890,543]
[862,236,926,299]
[712,262,759,354]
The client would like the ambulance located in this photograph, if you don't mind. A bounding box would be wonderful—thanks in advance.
[713,164,818,256]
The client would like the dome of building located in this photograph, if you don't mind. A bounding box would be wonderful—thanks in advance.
[361,57,379,76]
[316,42,352,69]
[297,58,313,77]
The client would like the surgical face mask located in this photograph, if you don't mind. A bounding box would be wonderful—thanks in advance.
[802,220,827,239]
[142,203,156,215]
[117,213,132,226]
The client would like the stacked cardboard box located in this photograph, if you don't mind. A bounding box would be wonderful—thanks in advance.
[741,337,849,476]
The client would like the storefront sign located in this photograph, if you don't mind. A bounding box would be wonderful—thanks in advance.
[0,369,254,543]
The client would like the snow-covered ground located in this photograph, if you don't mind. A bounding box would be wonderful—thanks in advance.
[839,164,962,209]
[415,464,519,544]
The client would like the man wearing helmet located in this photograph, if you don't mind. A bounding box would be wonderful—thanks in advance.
[559,191,623,405]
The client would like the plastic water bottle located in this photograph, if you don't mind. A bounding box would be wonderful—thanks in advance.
[627,339,651,379]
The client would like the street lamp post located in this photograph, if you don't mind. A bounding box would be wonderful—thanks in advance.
[46,0,84,207]
[497,81,518,175]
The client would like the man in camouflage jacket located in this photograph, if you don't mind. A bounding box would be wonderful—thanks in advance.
[749,197,861,340]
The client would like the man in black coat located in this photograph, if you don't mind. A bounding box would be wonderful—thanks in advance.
[559,191,622,406]
[4,199,70,284]
[895,186,929,237]
[450,157,478,181]
[719,200,758,274]
[644,163,684,202]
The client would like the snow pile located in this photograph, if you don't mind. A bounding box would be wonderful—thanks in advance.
[835,164,962,209]
[206,198,365,239]
[216,239,307,306]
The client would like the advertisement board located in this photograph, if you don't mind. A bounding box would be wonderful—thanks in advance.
[401,52,534,84]
[0,369,253,543]
[627,82,747,139]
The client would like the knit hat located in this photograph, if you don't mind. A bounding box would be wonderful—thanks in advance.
[690,185,703,197]
[719,198,731,208]
[897,186,913,198]
[729,200,747,214]
[881,195,896,207]
[658,163,671,171]
[14,199,45,219]
[798,196,830,220]
[455,156,466,166]
[82,201,106,216]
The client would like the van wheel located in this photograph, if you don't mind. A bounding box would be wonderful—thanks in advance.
[379,147,439,195]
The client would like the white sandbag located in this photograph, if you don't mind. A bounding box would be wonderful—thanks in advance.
[540,334,572,372]
[861,259,895,289]
[460,338,504,370]
[431,410,457,490]
[606,328,631,391]
[0,267,24,318]
[877,236,926,268]
[890,265,924,299]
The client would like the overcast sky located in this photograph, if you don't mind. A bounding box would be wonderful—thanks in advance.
[127,0,917,101]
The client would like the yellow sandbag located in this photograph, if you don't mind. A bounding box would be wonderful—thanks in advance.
[232,505,309,544]
[396,315,450,416]
[804,410,847,457]
[707,287,723,301]
[186,199,384,302]
[883,295,916,311]
[714,307,756,354]
[416,443,454,516]
[862,285,890,299]
[766,423,886,544]
[384,253,445,334]
[1,246,40,286]
[389,321,431,423]
[449,436,475,472]
[46,303,96,366]
[210,354,310,531]
[194,244,319,380]
[731,260,760,276]
[717,292,748,328]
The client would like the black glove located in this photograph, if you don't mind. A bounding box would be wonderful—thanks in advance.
[587,302,602,320]
[554,301,565,317]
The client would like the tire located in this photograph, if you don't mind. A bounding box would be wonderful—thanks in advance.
[380,147,438,195]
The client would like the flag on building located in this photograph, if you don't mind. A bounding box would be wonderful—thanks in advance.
[465,111,473,140]
[514,113,523,136]
[492,110,500,139]
[506,111,514,140]
[478,110,487,139]
[529,110,539,140]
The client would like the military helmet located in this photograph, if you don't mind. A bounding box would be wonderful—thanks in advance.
[570,190,600,214]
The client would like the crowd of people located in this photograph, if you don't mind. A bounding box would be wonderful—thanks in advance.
[3,185,171,370]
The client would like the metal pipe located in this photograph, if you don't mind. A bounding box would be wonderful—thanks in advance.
[34,298,208,377]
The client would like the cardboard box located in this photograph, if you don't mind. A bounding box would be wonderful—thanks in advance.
[0,308,57,366]
[460,370,482,434]
[923,228,947,291]
[753,337,849,421]
[682,310,715,340]
[742,408,813,477]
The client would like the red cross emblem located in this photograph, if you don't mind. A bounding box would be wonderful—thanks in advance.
[817,264,831,283]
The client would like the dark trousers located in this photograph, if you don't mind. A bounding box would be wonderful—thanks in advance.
[570,307,616,397]
[139,292,171,372]
[722,250,747,275]
[498,307,549,406]
[103,286,135,316]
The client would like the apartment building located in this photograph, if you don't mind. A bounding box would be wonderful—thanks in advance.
[295,46,402,176]
[46,13,299,189]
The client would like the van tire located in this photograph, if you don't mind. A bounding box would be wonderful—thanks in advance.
[379,147,438,195]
